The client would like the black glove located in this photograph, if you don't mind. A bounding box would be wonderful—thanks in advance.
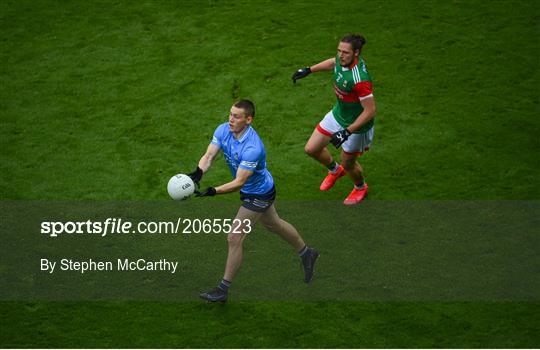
[292,67,311,83]
[330,129,351,149]
[195,187,217,197]
[187,166,203,185]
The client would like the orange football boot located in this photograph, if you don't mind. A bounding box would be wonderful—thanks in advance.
[343,183,369,205]
[320,165,346,191]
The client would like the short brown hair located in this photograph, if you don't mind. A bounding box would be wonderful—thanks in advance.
[234,99,256,118]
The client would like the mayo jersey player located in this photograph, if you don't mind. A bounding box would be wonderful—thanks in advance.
[332,55,374,134]
[291,34,377,205]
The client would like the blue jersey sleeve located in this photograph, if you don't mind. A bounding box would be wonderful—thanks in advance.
[210,124,226,148]
[239,146,262,171]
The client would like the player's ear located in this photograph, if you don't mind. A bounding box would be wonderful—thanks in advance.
[246,115,253,124]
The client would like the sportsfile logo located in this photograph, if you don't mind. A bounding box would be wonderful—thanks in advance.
[41,218,134,237]
[40,218,252,237]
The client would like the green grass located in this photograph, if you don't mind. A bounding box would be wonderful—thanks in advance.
[1,0,539,347]
[1,301,539,348]
[2,0,538,200]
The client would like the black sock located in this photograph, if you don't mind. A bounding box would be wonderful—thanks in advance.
[355,181,365,189]
[218,278,231,293]
[326,161,338,172]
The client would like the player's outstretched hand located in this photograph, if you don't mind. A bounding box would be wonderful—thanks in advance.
[330,129,351,149]
[292,67,311,83]
[195,187,217,197]
[187,166,203,185]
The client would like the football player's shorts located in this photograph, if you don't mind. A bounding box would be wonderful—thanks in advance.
[316,110,374,155]
[240,186,276,213]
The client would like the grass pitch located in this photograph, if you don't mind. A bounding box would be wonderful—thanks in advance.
[1,0,539,347]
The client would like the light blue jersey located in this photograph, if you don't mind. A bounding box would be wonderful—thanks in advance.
[211,123,274,195]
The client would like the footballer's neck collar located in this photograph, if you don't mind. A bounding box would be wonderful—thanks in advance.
[233,125,252,142]
[342,56,359,71]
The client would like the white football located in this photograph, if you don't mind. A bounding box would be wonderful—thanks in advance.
[167,174,195,200]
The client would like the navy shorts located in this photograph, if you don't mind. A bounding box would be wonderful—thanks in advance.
[240,187,276,213]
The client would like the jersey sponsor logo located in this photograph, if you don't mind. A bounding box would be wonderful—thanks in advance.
[333,84,359,103]
[334,84,346,99]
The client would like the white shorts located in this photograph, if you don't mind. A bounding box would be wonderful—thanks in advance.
[316,110,374,155]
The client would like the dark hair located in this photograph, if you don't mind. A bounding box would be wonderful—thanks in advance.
[234,99,256,118]
[340,34,366,54]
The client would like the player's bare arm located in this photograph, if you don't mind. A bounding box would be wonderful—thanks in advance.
[187,144,221,186]
[215,168,252,194]
[198,144,221,173]
[346,96,377,133]
[292,58,334,83]
[309,58,335,72]
[196,167,253,197]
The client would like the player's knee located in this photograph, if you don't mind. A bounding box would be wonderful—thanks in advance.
[304,144,318,157]
[227,232,244,247]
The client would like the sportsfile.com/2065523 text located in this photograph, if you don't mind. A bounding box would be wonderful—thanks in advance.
[40,218,252,237]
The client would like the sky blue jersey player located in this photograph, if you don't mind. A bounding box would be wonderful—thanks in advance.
[211,121,274,200]
[186,100,319,303]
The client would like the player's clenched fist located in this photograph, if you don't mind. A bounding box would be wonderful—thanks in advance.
[291,67,311,83]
